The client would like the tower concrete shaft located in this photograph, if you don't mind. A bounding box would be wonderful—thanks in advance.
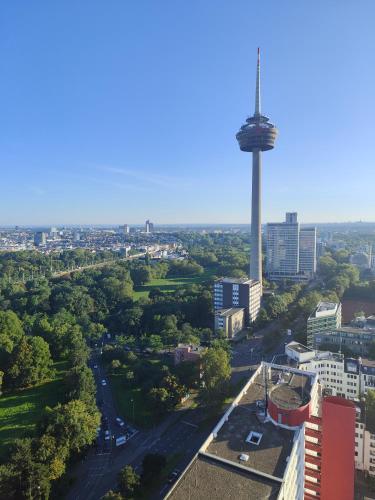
[236,48,278,291]
[250,149,262,282]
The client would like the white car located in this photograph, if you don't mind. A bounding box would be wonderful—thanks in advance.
[93,364,98,369]
[116,417,125,427]
[101,379,107,386]
[104,430,111,441]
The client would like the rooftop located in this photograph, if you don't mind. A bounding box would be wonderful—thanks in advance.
[215,307,245,317]
[338,326,375,335]
[286,341,312,354]
[167,454,280,500]
[205,367,311,478]
[215,277,258,285]
[310,301,340,319]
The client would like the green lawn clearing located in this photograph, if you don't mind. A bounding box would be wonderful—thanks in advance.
[133,270,216,300]
[0,361,68,460]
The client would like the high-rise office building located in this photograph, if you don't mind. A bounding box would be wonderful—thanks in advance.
[119,224,130,234]
[266,212,316,281]
[299,227,317,276]
[266,212,300,278]
[236,49,278,289]
[34,231,46,246]
[145,220,154,233]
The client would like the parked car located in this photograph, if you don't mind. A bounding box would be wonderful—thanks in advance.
[93,364,98,369]
[101,379,107,386]
[116,417,125,427]
[168,470,180,483]
[104,430,111,441]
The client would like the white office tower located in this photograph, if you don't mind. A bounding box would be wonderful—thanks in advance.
[266,212,316,282]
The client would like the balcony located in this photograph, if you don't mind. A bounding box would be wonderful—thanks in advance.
[305,428,322,441]
[305,455,322,468]
[305,441,322,454]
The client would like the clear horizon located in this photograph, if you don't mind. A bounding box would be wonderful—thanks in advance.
[1,1,375,225]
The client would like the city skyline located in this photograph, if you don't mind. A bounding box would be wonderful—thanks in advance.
[1,1,375,225]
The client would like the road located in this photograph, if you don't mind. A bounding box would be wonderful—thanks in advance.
[65,325,285,500]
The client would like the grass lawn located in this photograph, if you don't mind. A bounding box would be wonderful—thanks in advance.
[0,361,68,460]
[133,269,217,300]
[110,371,158,428]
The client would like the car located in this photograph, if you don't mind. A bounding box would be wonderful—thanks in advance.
[116,417,125,427]
[93,364,98,369]
[167,469,179,483]
[101,379,107,386]
[104,430,111,440]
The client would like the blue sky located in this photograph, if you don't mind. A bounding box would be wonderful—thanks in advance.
[1,1,374,225]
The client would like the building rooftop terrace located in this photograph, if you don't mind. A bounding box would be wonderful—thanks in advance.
[167,454,280,500]
[205,367,311,478]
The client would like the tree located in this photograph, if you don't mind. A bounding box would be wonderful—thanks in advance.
[201,347,231,401]
[161,374,186,406]
[145,334,163,352]
[0,310,24,364]
[65,365,97,408]
[101,491,124,500]
[147,387,170,415]
[368,342,375,361]
[365,389,375,433]
[118,465,140,497]
[141,453,166,486]
[111,359,122,372]
[266,294,290,318]
[42,399,100,453]
[0,438,51,500]
[8,336,53,389]
[130,265,151,286]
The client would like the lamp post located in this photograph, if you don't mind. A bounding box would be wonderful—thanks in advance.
[131,397,135,422]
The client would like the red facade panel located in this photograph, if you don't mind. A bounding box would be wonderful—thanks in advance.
[320,396,355,500]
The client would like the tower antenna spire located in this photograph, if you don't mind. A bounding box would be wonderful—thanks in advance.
[255,47,261,116]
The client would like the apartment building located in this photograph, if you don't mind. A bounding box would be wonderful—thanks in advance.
[213,277,261,325]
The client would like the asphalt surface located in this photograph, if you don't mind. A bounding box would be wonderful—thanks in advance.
[65,329,286,500]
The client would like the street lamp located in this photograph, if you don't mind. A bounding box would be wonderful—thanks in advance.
[131,398,135,422]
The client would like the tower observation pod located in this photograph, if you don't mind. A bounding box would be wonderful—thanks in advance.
[236,48,278,288]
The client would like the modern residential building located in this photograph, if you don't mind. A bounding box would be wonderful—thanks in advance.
[213,278,261,325]
[166,362,356,500]
[307,301,342,348]
[266,212,317,282]
[119,224,130,234]
[214,308,245,338]
[236,48,278,289]
[34,231,46,246]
